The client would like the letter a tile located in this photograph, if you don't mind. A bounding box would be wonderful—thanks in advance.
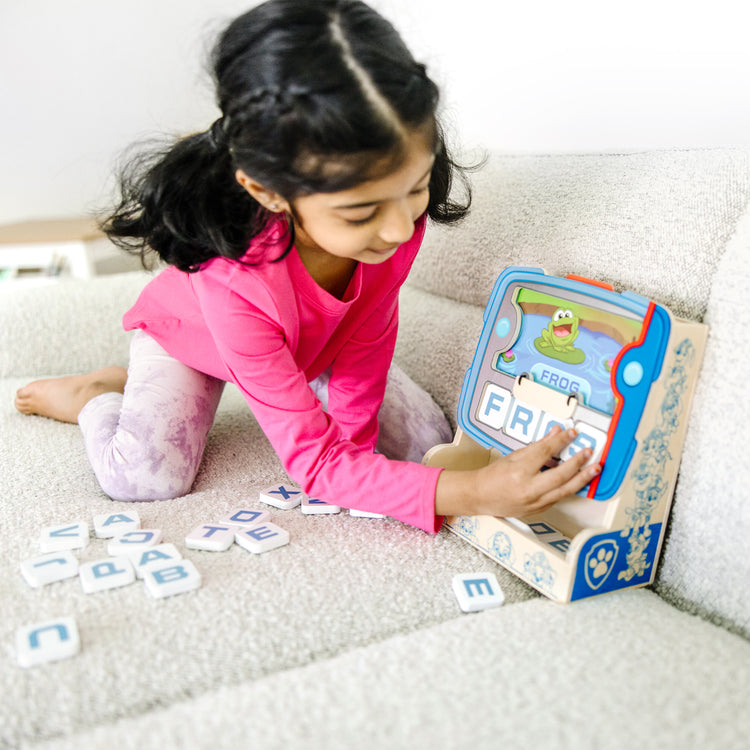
[93,511,141,538]
[126,543,183,579]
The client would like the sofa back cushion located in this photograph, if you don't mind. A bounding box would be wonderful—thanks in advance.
[652,206,750,637]
[411,150,750,321]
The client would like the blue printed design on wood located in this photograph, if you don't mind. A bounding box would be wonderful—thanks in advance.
[488,531,514,565]
[522,551,556,593]
[619,338,695,584]
[571,338,693,599]
[446,516,558,596]
[455,516,480,541]
[571,524,662,600]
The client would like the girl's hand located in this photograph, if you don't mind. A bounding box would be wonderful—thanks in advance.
[435,426,601,518]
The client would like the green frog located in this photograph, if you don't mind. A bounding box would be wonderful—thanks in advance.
[534,308,585,365]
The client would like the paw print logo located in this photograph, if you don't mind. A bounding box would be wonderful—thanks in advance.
[583,539,619,591]
[590,548,613,578]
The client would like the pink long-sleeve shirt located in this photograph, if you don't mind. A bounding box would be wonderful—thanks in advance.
[123,215,444,533]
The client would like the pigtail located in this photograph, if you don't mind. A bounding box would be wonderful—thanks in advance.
[427,123,479,226]
[102,0,476,272]
[101,122,261,272]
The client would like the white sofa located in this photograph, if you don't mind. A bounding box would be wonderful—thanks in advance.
[2,149,749,749]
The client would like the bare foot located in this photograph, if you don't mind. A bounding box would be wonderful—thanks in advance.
[14,366,128,424]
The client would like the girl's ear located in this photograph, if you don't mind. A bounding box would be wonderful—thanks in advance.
[235,170,290,213]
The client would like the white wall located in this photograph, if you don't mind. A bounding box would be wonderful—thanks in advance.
[2,0,749,224]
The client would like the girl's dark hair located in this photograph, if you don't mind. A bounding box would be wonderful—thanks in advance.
[102,0,472,271]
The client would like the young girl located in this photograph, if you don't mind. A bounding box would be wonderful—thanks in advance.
[15,0,599,534]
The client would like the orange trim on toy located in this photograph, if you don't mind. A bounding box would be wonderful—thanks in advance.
[565,274,615,292]
[586,300,656,498]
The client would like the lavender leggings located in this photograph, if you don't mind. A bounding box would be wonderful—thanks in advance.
[77,330,453,502]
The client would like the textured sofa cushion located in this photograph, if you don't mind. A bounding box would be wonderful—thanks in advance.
[0,374,538,747]
[654,205,750,637]
[0,271,149,378]
[26,590,750,750]
[3,149,750,748]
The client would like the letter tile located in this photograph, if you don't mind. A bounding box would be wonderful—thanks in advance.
[537,413,575,441]
[259,484,303,510]
[349,509,386,518]
[504,398,544,444]
[79,557,136,594]
[235,522,290,554]
[39,521,89,553]
[106,529,163,556]
[561,423,608,466]
[476,383,512,431]
[185,524,236,552]
[144,560,201,599]
[93,511,141,538]
[218,508,271,528]
[16,617,80,668]
[20,551,79,588]
[126,543,183,579]
[452,572,505,613]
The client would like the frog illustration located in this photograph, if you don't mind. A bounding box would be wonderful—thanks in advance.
[534,308,585,364]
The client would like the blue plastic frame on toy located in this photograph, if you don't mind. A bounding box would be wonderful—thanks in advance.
[456,266,672,500]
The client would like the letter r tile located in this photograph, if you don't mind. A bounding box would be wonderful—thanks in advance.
[20,551,80,588]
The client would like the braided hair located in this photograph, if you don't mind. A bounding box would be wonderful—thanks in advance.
[102,0,471,271]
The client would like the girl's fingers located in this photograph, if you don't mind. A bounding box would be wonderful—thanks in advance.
[523,425,578,465]
[535,449,600,504]
[541,466,601,506]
